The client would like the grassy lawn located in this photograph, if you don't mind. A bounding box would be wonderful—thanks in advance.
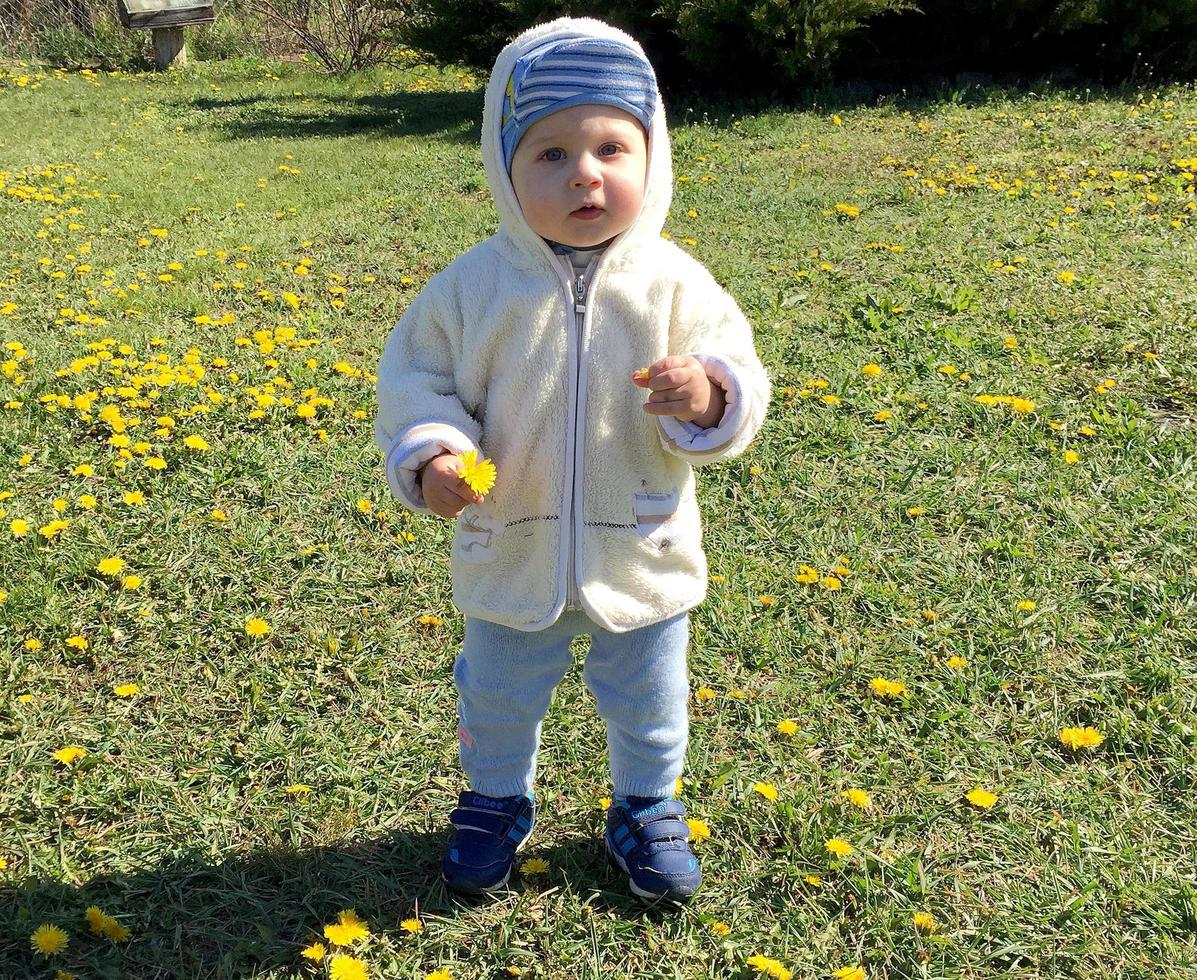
[1,55,1196,980]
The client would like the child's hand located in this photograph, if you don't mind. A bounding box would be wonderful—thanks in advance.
[420,452,483,519]
[632,355,725,428]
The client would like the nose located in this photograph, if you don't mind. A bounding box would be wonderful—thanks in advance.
[570,153,602,189]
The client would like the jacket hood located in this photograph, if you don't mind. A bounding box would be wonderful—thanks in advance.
[481,17,674,268]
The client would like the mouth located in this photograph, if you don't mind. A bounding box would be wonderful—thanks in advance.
[570,205,605,220]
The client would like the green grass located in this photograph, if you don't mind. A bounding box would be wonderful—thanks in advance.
[1,56,1196,980]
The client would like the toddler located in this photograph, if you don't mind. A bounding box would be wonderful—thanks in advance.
[375,16,769,902]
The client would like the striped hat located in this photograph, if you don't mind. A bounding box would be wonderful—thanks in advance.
[500,34,658,173]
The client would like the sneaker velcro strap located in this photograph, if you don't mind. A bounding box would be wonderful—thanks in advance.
[448,805,516,838]
[626,801,690,843]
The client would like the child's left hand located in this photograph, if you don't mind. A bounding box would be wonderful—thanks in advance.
[632,355,725,428]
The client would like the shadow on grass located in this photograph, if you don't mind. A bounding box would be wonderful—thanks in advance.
[0,826,675,977]
[189,90,484,143]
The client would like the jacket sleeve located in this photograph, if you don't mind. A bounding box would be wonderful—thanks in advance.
[656,263,770,465]
[374,285,482,513]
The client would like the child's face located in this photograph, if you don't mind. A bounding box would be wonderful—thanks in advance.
[509,103,648,249]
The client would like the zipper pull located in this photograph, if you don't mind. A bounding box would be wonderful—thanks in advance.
[574,274,586,314]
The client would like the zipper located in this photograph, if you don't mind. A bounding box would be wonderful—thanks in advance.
[565,267,590,611]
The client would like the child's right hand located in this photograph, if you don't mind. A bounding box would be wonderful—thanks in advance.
[420,452,484,519]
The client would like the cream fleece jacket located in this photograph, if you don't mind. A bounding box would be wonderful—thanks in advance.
[375,17,771,633]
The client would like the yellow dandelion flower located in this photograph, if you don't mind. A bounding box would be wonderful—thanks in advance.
[870,677,907,699]
[30,923,69,956]
[687,818,711,843]
[746,954,792,979]
[906,506,925,516]
[1059,726,1104,750]
[520,857,549,875]
[861,363,883,377]
[426,970,454,980]
[945,655,967,670]
[121,575,143,590]
[1017,600,1037,612]
[821,576,842,591]
[921,609,938,621]
[286,784,312,796]
[599,796,612,810]
[183,434,210,451]
[329,956,369,980]
[842,789,872,809]
[112,683,140,697]
[752,782,779,802]
[96,556,126,576]
[400,918,423,934]
[777,719,799,736]
[418,614,444,626]
[758,594,777,606]
[123,490,146,506]
[966,787,998,809]
[833,966,867,980]
[210,508,228,521]
[9,518,27,537]
[710,921,731,936]
[824,837,854,858]
[873,409,893,422]
[323,909,369,946]
[54,746,87,765]
[694,687,716,702]
[1063,449,1080,464]
[804,874,822,886]
[456,449,496,496]
[913,911,939,933]
[244,617,270,638]
[300,941,325,962]
[65,635,88,650]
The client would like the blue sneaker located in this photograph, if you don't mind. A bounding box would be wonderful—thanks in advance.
[441,789,535,895]
[605,796,701,902]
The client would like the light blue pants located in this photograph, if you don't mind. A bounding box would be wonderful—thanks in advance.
[454,609,691,799]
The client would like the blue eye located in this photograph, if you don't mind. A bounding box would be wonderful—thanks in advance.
[542,148,564,162]
[599,143,620,156]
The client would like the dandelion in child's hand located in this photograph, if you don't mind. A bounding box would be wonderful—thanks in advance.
[456,450,496,496]
[1059,726,1104,750]
[30,923,69,956]
[632,367,651,381]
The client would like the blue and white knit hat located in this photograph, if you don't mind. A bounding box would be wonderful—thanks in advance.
[500,34,658,172]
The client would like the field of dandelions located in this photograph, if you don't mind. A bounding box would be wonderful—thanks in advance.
[1,56,1196,980]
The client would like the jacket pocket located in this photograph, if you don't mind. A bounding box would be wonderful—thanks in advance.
[456,508,502,564]
[633,488,680,549]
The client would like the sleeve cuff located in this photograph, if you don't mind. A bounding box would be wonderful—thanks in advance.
[384,422,479,512]
[656,353,749,457]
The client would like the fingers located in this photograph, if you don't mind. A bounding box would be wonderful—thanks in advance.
[642,396,692,416]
